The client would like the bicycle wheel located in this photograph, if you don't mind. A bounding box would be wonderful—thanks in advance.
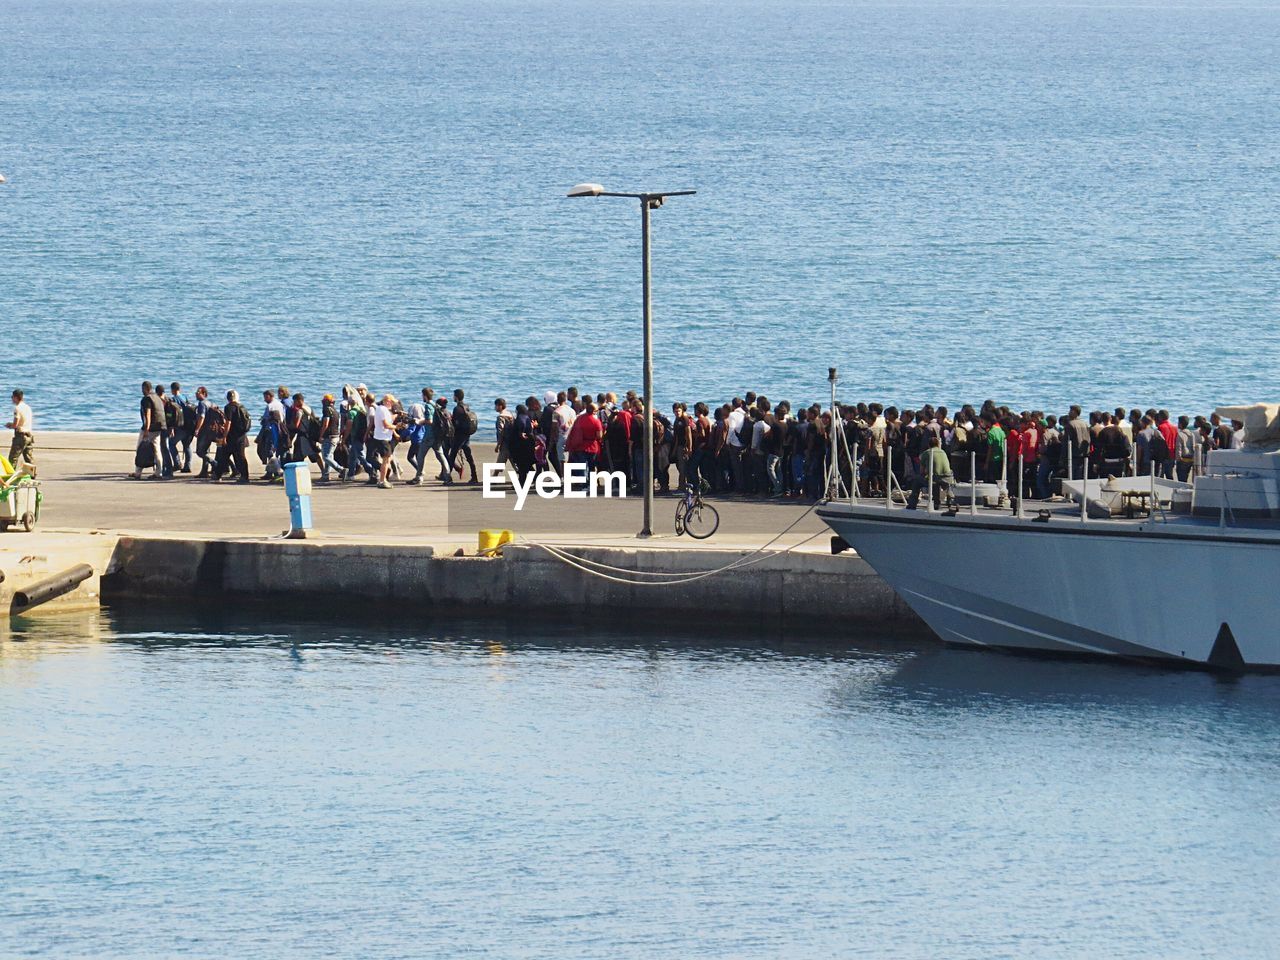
[674,506,686,536]
[683,502,719,539]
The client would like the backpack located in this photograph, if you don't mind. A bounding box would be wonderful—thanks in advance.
[349,407,367,440]
[1149,429,1171,462]
[304,409,322,443]
[736,415,753,447]
[164,398,182,431]
[460,403,478,437]
[434,405,455,443]
[203,404,226,438]
[230,403,251,436]
[180,400,199,431]
[607,412,629,441]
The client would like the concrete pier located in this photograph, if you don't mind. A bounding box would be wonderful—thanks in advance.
[104,535,916,629]
[1,431,924,634]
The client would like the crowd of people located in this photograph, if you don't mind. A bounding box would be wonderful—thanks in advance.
[108,381,1249,505]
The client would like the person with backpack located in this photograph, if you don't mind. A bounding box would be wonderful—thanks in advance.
[342,389,368,482]
[494,397,515,472]
[288,393,322,471]
[404,392,429,485]
[213,389,251,484]
[539,392,561,474]
[448,388,479,485]
[169,381,196,474]
[191,386,221,479]
[154,383,176,478]
[432,396,455,484]
[317,393,343,482]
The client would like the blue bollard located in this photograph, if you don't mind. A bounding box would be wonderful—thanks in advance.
[283,461,313,538]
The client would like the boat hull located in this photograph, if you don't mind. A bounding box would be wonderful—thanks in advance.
[818,505,1280,669]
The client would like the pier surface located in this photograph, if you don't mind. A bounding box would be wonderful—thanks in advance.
[1,431,920,633]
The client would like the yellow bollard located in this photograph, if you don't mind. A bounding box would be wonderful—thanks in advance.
[477,529,514,556]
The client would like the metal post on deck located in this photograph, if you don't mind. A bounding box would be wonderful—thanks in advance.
[1000,438,1007,502]
[1067,440,1073,482]
[926,449,934,514]
[1080,468,1088,523]
[827,368,839,501]
[851,442,858,505]
[1016,452,1024,519]
[969,451,977,516]
[885,449,892,513]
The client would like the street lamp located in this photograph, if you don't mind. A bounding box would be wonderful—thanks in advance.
[567,182,696,538]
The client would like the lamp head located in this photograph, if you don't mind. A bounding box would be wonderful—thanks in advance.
[567,183,604,198]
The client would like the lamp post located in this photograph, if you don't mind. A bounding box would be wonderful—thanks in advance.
[567,183,695,538]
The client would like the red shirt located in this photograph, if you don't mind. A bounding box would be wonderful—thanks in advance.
[1007,427,1023,460]
[1021,425,1039,458]
[1158,420,1178,457]
[566,414,602,455]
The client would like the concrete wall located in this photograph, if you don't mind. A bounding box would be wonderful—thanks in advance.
[1,533,119,614]
[104,537,923,631]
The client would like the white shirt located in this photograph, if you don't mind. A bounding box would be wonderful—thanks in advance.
[268,398,286,424]
[751,419,770,452]
[727,408,746,448]
[11,401,32,433]
[373,404,396,441]
[554,403,577,442]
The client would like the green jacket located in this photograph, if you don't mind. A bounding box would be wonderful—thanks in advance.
[921,447,953,481]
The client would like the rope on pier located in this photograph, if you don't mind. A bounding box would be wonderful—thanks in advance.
[520,500,825,586]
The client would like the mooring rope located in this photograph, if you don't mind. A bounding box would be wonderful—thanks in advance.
[518,499,828,586]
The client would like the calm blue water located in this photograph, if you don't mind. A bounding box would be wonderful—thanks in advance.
[1,608,1277,957]
[2,0,1278,428]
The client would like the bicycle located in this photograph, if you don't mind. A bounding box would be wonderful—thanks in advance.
[674,482,720,539]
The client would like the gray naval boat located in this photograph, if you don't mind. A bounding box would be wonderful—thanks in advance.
[818,404,1280,671]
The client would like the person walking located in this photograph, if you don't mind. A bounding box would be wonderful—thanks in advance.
[214,390,251,484]
[341,387,367,481]
[449,388,478,484]
[130,380,166,479]
[6,389,35,477]
[370,394,398,489]
[510,403,537,479]
[318,394,343,482]
[494,398,515,472]
[404,393,429,485]
[191,386,216,478]
[169,381,195,473]
[431,395,455,483]
[155,383,176,478]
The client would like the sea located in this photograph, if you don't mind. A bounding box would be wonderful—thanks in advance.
[2,0,1278,430]
[2,606,1277,958]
